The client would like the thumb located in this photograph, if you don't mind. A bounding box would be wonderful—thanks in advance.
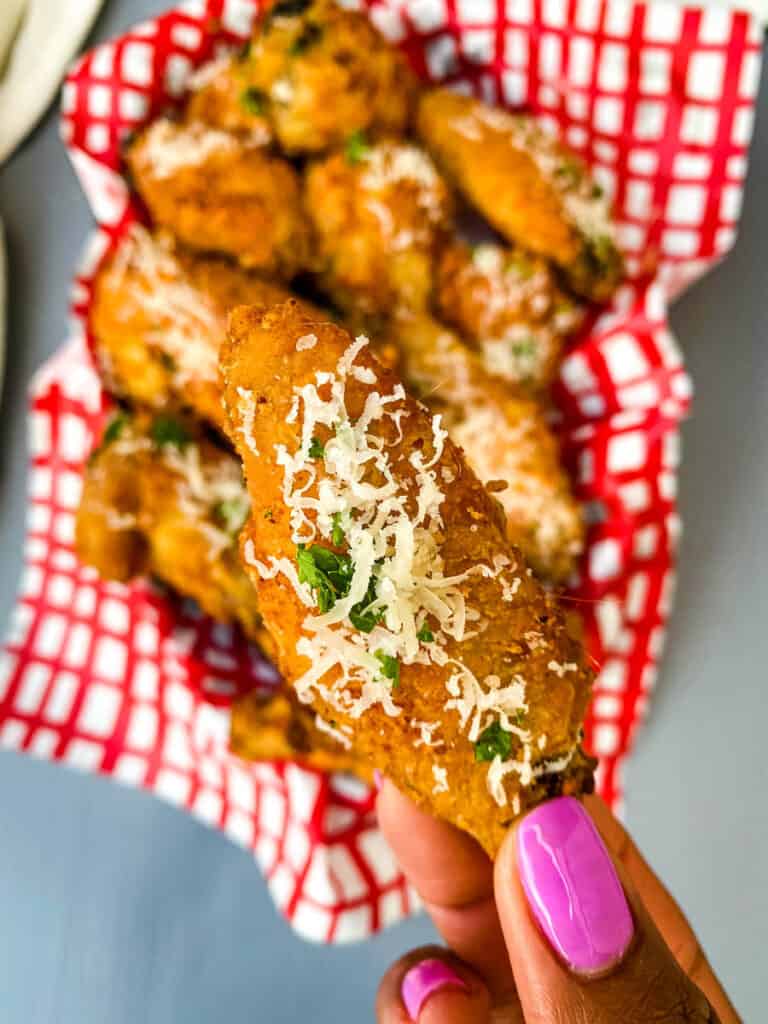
[494,797,722,1023]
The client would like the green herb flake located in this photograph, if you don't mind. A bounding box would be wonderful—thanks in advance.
[296,543,354,613]
[264,508,275,521]
[416,624,434,643]
[103,413,127,446]
[159,351,177,372]
[150,415,190,450]
[308,436,325,460]
[375,650,400,688]
[591,183,604,199]
[214,497,249,534]
[344,130,370,165]
[511,336,537,360]
[290,22,322,55]
[349,574,384,633]
[240,87,267,115]
[331,511,345,547]
[473,720,513,763]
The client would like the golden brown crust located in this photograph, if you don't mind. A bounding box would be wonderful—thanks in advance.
[185,54,274,140]
[435,241,584,397]
[304,142,453,318]
[220,301,593,856]
[245,0,417,154]
[388,312,585,584]
[125,119,312,275]
[75,411,272,652]
[417,89,623,302]
[231,687,372,780]
[90,227,324,433]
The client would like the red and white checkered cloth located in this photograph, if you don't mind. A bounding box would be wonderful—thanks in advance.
[0,0,762,943]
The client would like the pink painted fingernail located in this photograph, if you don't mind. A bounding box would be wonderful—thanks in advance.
[516,797,634,976]
[373,769,384,792]
[401,958,468,1020]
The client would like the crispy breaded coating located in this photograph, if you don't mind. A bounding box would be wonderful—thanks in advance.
[220,302,594,856]
[417,89,623,301]
[231,687,372,780]
[389,312,585,584]
[185,53,274,140]
[90,227,326,432]
[436,241,584,396]
[244,0,416,154]
[126,119,311,275]
[304,142,452,318]
[75,410,272,652]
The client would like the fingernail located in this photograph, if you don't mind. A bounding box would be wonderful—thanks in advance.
[373,769,384,792]
[401,958,468,1020]
[516,797,634,976]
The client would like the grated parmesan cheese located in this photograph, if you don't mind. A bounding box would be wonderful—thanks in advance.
[432,764,449,794]
[296,333,317,351]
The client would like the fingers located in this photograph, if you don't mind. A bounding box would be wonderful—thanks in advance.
[584,796,739,1021]
[376,945,491,1024]
[494,797,722,1024]
[376,780,516,996]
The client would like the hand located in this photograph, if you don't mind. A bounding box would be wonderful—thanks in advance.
[375,784,738,1023]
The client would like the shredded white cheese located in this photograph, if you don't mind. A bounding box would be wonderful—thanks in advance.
[432,764,449,794]
[296,333,317,351]
[314,714,353,750]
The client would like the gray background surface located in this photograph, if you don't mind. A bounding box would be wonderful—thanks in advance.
[0,4,766,1020]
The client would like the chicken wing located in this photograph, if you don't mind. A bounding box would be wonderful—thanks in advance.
[90,226,326,432]
[417,89,622,302]
[126,118,311,275]
[220,301,594,856]
[435,241,584,396]
[75,409,271,652]
[304,141,452,320]
[231,687,372,780]
[243,0,416,154]
[389,312,585,584]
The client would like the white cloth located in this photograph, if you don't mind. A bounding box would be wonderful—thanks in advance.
[0,0,105,166]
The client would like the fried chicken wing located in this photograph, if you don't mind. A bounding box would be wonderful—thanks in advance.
[417,89,623,301]
[389,312,585,584]
[126,119,311,275]
[90,227,326,432]
[304,142,452,319]
[185,53,274,140]
[242,0,416,154]
[436,241,584,396]
[220,301,594,856]
[231,687,372,779]
[75,410,272,652]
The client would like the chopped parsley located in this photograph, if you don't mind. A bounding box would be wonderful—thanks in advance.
[103,413,127,446]
[308,436,325,460]
[555,160,581,187]
[296,544,354,613]
[344,130,370,165]
[349,575,384,633]
[331,512,345,547]
[240,87,267,115]
[89,412,128,464]
[511,337,537,360]
[473,720,513,763]
[591,183,604,199]
[150,415,190,450]
[290,22,322,55]
[213,497,249,534]
[264,508,275,521]
[159,351,176,372]
[417,624,434,643]
[375,650,400,688]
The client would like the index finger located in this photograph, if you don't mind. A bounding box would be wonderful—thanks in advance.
[376,780,516,999]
